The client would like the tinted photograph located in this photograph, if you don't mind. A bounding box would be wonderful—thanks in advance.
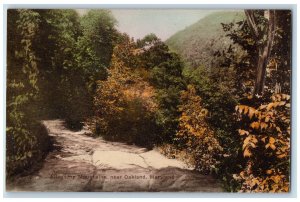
[6,9,291,192]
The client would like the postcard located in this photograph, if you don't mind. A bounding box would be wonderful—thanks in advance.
[6,8,292,192]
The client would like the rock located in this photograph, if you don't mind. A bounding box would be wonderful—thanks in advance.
[6,119,223,192]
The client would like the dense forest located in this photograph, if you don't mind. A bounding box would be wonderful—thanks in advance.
[166,11,245,69]
[7,9,291,192]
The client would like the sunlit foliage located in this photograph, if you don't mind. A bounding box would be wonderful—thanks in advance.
[234,94,290,192]
[176,85,223,174]
[89,41,158,147]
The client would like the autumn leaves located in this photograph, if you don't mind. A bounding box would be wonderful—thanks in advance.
[176,85,222,174]
[235,94,290,192]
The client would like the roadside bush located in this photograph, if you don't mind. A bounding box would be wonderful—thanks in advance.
[6,122,50,177]
[176,85,223,174]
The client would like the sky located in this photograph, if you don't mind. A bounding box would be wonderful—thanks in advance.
[76,9,217,41]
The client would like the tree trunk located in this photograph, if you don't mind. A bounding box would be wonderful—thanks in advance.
[245,10,276,96]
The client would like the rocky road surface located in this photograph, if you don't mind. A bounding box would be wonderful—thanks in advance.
[7,120,223,192]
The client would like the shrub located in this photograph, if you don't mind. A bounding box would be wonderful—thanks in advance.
[6,122,50,177]
[176,85,223,174]
[234,93,290,192]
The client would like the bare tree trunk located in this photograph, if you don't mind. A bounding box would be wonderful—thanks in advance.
[245,10,276,96]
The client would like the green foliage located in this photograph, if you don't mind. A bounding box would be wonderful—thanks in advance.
[22,9,83,120]
[137,36,186,142]
[25,9,118,128]
[218,11,291,191]
[185,65,238,130]
[62,9,119,128]
[6,9,291,194]
[77,9,118,89]
[6,9,119,175]
[221,10,291,96]
[183,65,244,191]
[137,34,173,69]
[6,9,50,176]
[169,10,292,192]
[165,13,250,189]
[166,11,245,69]
[150,55,185,142]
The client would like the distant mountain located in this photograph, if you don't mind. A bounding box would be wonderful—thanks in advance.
[166,11,245,68]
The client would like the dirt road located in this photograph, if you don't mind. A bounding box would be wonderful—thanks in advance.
[7,120,223,192]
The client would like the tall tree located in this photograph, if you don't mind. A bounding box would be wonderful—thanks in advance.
[134,34,186,142]
[77,9,118,91]
[91,37,158,147]
[244,10,276,96]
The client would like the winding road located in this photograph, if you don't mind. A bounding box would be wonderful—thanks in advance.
[7,120,223,192]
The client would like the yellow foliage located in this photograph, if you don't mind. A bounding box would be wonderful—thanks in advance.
[243,148,252,157]
[266,169,273,175]
[238,129,249,136]
[234,162,289,193]
[235,93,290,192]
[176,85,222,173]
[250,121,260,129]
[88,44,158,145]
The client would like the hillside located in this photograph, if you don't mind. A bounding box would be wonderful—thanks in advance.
[166,11,245,68]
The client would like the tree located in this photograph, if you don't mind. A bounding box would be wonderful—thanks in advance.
[20,9,83,120]
[6,9,120,175]
[150,55,186,142]
[89,39,159,147]
[137,34,174,70]
[77,9,118,91]
[244,10,276,96]
[221,10,290,98]
[184,64,244,190]
[135,35,186,142]
[265,10,291,94]
[220,10,291,191]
